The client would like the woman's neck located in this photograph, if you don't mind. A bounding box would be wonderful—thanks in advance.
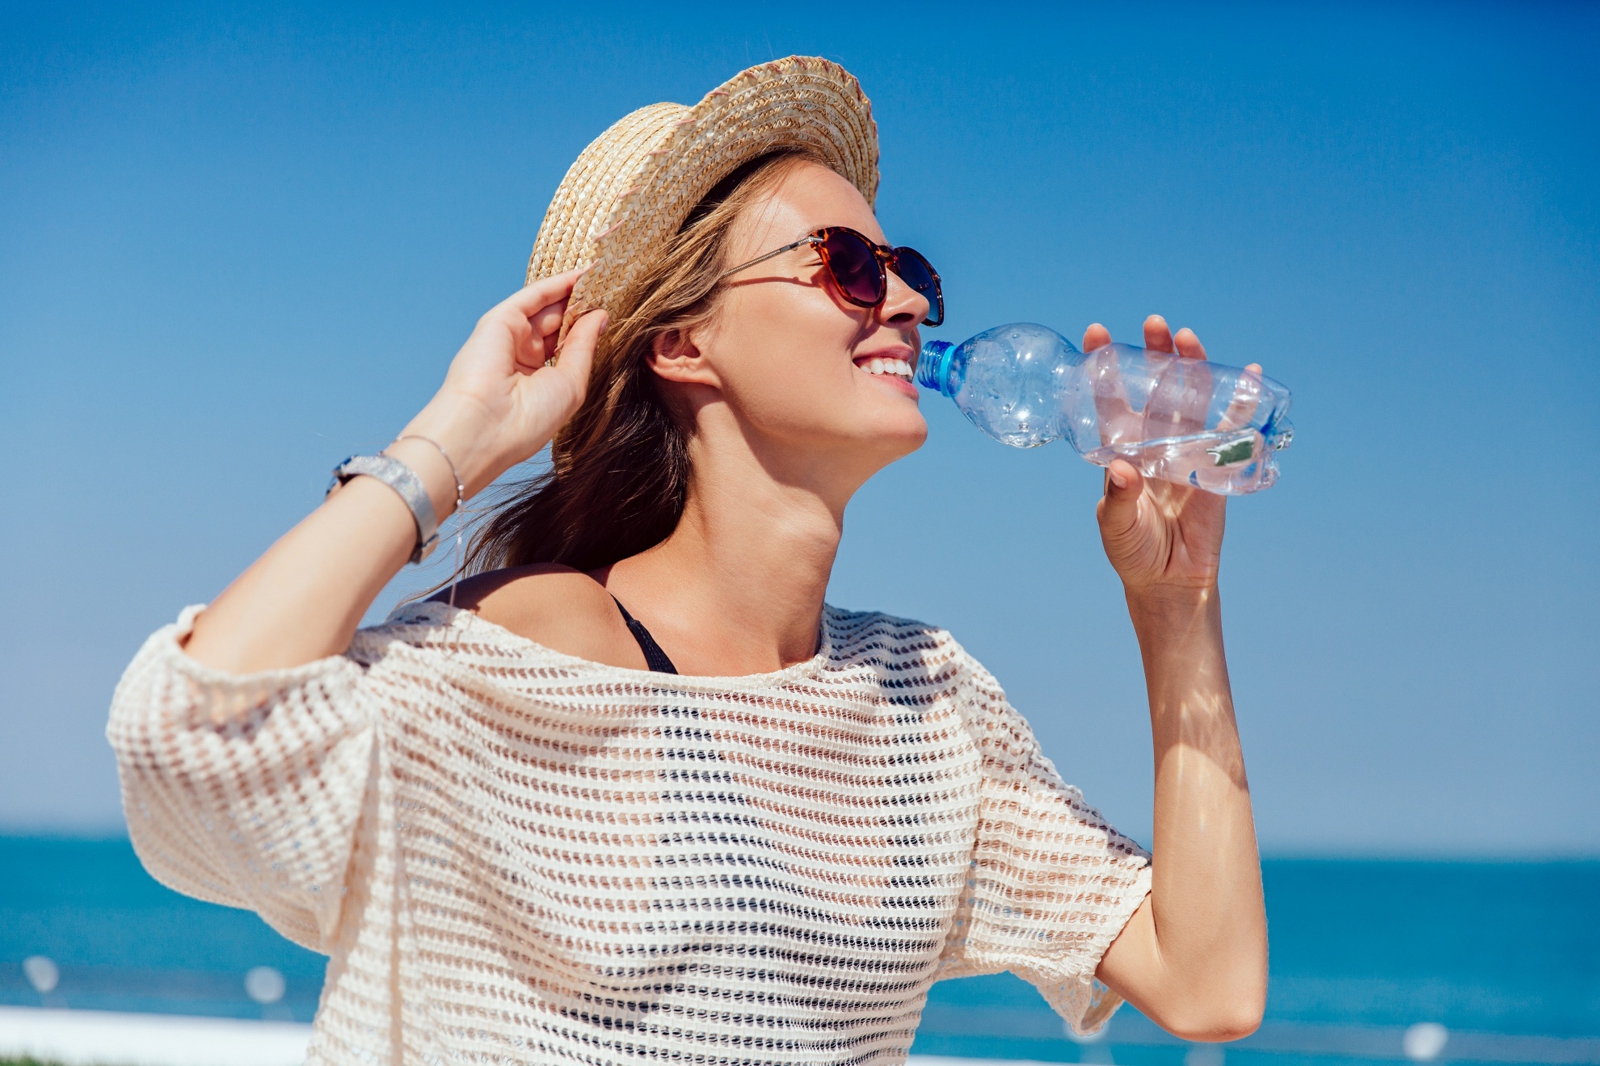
[603,440,846,676]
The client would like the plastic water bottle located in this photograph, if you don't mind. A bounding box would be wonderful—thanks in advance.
[917,323,1294,495]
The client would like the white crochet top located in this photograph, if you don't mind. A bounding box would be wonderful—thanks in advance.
[108,601,1151,1066]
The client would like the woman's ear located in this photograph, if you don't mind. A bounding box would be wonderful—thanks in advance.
[648,328,722,389]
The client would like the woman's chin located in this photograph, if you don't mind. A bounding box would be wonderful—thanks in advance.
[859,412,929,462]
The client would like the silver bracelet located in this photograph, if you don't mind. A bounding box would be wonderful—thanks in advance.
[394,435,466,515]
[393,435,469,606]
[327,454,439,564]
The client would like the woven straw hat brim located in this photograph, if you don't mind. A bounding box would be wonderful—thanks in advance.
[527,56,879,339]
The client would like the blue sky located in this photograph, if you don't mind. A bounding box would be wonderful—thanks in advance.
[2,2,1596,854]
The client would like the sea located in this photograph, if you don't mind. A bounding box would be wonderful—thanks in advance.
[2,836,1596,1065]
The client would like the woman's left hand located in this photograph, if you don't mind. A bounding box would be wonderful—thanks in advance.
[1084,316,1261,595]
[1087,317,1270,1039]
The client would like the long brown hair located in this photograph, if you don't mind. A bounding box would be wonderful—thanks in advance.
[452,149,823,578]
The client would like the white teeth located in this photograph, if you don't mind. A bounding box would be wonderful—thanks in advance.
[861,357,912,377]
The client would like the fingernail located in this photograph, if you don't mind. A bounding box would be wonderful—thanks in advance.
[1109,468,1128,490]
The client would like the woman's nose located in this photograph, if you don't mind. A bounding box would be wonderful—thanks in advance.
[879,268,930,328]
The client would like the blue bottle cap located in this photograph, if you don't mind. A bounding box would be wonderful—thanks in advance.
[917,340,956,395]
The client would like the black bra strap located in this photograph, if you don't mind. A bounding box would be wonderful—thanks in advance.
[610,596,679,674]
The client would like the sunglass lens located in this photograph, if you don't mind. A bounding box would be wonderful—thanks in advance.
[891,248,942,325]
[820,229,885,307]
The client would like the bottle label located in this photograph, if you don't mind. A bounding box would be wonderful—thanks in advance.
[1205,434,1257,467]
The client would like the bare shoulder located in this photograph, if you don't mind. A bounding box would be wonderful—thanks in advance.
[427,564,642,668]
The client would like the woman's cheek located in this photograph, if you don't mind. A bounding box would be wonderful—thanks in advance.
[722,354,831,433]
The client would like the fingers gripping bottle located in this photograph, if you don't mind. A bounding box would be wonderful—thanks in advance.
[916,323,1295,495]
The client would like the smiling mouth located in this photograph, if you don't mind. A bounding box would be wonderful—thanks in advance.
[854,355,915,379]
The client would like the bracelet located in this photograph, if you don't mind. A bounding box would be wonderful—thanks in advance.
[394,435,468,608]
[327,454,439,564]
[394,434,466,517]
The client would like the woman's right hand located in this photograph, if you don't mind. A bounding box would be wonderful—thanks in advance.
[398,270,608,506]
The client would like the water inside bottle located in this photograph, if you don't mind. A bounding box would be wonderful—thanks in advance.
[1083,425,1291,495]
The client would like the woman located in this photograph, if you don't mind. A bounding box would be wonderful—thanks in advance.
[109,57,1266,1064]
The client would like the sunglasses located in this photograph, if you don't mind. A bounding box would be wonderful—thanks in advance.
[717,226,944,327]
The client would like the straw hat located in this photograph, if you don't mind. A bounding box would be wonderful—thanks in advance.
[527,56,879,339]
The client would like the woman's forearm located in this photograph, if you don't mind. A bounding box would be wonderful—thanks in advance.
[182,434,466,674]
[1134,586,1266,990]
[177,274,602,676]
[1098,585,1268,1039]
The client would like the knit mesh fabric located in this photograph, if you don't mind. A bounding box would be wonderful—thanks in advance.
[108,601,1151,1066]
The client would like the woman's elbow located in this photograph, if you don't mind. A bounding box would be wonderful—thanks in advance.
[1152,983,1266,1044]
[1169,1010,1264,1044]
